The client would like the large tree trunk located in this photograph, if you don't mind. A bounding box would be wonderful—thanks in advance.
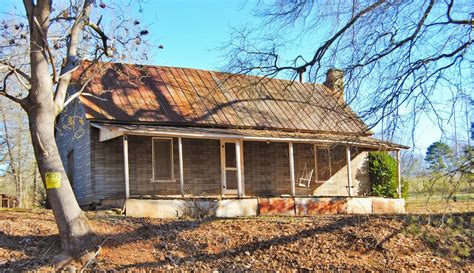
[22,0,97,261]
[27,105,96,258]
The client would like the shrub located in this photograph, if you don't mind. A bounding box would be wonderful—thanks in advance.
[368,151,399,198]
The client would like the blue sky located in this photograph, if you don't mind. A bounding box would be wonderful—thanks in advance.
[1,0,471,153]
[138,0,254,70]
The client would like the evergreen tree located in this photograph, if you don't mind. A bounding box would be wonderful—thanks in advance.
[425,142,453,172]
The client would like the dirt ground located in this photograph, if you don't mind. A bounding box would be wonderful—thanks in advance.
[0,209,472,271]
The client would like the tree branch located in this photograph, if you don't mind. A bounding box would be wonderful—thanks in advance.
[12,69,30,91]
[0,62,31,83]
[0,71,24,105]
[302,0,387,72]
[86,21,113,57]
[54,0,113,114]
[350,0,435,71]
[33,15,58,83]
[62,76,94,109]
[446,0,474,26]
[22,0,34,22]
[53,0,93,114]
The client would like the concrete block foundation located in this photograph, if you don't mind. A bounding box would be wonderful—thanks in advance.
[346,198,373,214]
[216,199,258,217]
[372,197,406,214]
[124,197,406,218]
[295,198,347,215]
[258,197,295,216]
[125,199,187,218]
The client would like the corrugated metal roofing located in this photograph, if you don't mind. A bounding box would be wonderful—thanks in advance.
[74,62,370,135]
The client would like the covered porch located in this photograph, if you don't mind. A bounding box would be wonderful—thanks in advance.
[93,123,405,201]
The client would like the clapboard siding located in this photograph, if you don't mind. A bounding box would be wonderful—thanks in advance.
[56,99,93,206]
[90,130,222,199]
[128,137,221,196]
[58,124,370,206]
[90,128,124,201]
[243,142,291,196]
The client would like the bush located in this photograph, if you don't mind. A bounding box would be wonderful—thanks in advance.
[368,151,399,198]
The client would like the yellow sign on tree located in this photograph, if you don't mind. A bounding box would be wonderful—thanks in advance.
[45,172,61,189]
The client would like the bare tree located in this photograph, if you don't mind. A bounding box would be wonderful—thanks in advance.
[0,97,33,208]
[225,0,473,143]
[0,0,149,264]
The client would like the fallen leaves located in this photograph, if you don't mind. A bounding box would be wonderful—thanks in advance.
[0,209,472,271]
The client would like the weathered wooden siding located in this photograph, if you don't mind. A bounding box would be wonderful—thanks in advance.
[127,136,221,196]
[90,128,124,201]
[88,129,369,202]
[56,99,93,206]
[243,142,291,196]
[90,129,222,199]
[181,139,221,195]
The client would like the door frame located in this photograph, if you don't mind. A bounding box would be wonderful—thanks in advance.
[220,139,244,197]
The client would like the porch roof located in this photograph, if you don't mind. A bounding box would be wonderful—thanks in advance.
[92,122,409,150]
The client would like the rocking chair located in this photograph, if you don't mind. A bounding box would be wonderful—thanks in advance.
[298,164,314,187]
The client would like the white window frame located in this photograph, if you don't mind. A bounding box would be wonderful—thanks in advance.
[314,145,332,182]
[151,137,175,182]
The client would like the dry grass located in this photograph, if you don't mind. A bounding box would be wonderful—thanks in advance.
[406,193,473,214]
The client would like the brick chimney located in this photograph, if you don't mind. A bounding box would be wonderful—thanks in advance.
[323,68,344,104]
[297,67,306,83]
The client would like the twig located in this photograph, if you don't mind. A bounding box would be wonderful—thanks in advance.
[62,76,94,108]
[80,237,109,272]
[42,241,56,257]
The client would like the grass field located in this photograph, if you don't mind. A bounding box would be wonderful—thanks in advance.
[404,176,473,214]
[406,194,473,213]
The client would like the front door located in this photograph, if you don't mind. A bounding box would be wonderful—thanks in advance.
[220,140,244,196]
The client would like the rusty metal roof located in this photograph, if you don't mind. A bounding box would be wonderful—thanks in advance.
[74,62,370,135]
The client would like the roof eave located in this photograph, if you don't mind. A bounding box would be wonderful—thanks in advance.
[90,122,409,150]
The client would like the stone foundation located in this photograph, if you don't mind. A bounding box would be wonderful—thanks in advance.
[125,197,406,218]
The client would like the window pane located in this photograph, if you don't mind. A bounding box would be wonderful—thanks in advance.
[226,170,238,190]
[225,142,236,167]
[153,139,172,180]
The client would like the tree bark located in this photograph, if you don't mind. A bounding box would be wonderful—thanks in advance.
[17,0,98,261]
[27,105,96,257]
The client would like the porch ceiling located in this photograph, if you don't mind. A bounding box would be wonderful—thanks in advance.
[92,122,409,150]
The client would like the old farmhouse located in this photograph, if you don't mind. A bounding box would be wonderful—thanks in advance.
[56,61,407,217]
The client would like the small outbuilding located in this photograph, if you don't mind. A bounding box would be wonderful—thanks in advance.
[56,61,408,217]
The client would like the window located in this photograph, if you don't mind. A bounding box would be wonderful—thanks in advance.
[152,138,174,181]
[67,150,75,191]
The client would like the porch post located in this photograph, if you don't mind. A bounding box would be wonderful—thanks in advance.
[236,140,243,197]
[396,150,401,198]
[178,137,184,197]
[346,146,353,196]
[123,134,130,199]
[289,142,296,196]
